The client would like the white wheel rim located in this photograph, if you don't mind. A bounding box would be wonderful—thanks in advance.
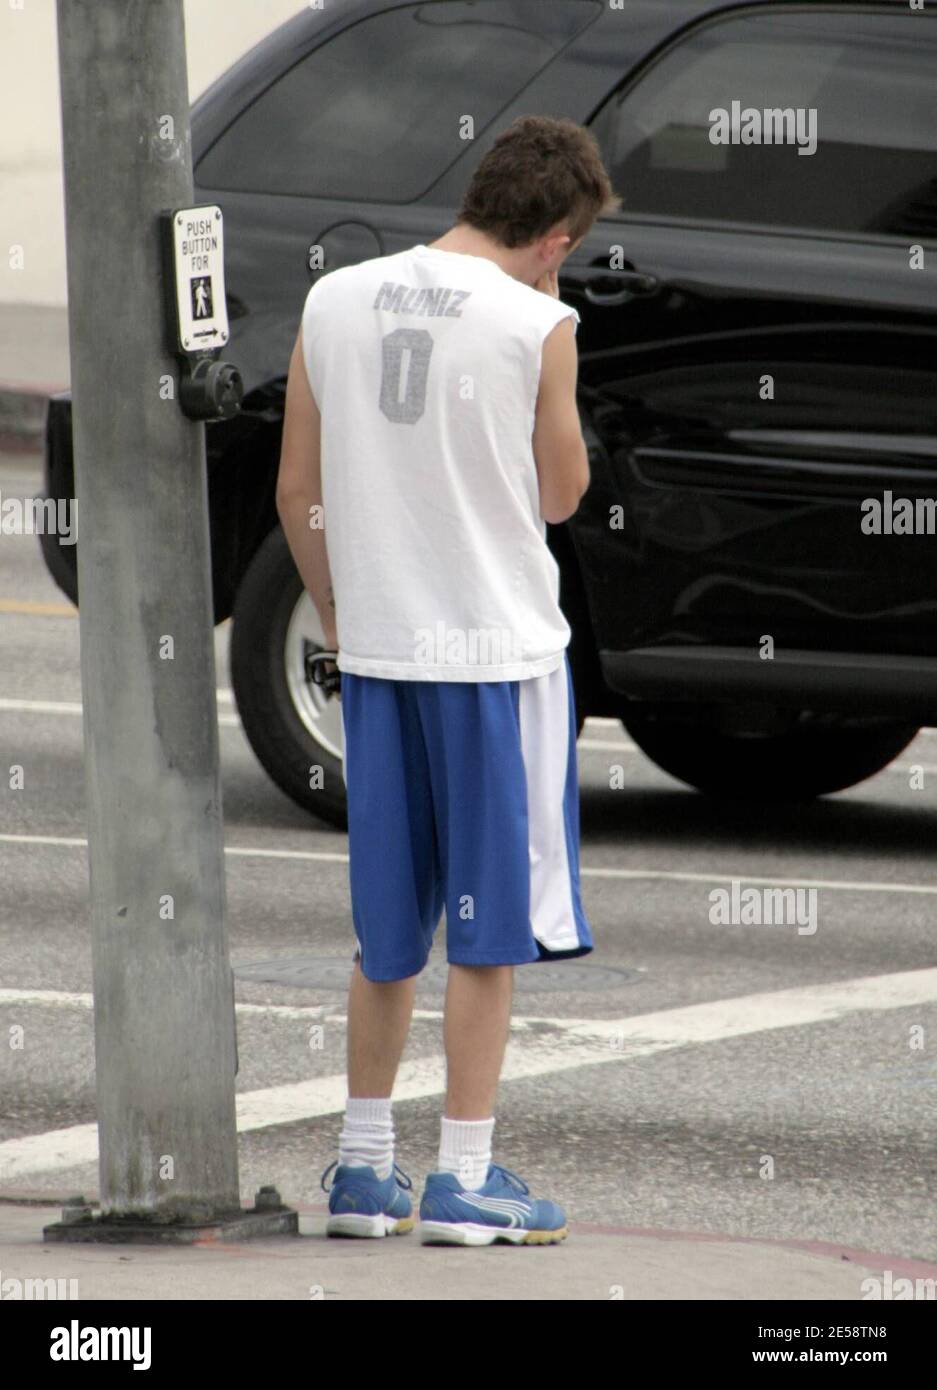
[283,590,344,761]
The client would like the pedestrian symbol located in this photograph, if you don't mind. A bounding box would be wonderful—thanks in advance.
[169,205,229,352]
[191,275,213,320]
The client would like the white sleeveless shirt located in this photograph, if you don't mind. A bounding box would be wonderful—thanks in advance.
[300,242,580,681]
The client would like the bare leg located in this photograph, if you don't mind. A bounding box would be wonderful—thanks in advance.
[346,957,418,1096]
[443,963,514,1119]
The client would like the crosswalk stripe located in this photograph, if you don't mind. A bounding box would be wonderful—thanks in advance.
[2,829,937,896]
[1,966,935,1184]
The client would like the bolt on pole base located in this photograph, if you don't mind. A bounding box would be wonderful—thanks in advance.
[42,1188,298,1244]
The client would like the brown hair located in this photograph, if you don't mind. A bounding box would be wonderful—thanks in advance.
[456,115,621,249]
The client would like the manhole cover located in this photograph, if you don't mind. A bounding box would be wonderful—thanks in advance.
[234,955,640,993]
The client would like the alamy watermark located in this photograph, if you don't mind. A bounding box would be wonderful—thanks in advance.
[0,490,75,544]
[49,1320,151,1369]
[709,879,818,936]
[709,102,817,156]
[1,1268,79,1299]
[861,492,937,536]
[413,622,524,667]
[860,1270,936,1300]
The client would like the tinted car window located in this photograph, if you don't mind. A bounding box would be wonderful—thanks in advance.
[590,8,937,237]
[197,0,599,201]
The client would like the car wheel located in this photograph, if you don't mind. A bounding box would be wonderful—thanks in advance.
[230,526,347,827]
[620,706,919,801]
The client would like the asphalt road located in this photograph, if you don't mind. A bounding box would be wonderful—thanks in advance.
[1,448,935,1275]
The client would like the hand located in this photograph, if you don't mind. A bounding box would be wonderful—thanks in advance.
[307,646,341,696]
[319,625,339,677]
[534,268,559,298]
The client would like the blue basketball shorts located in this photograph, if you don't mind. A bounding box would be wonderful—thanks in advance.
[339,652,594,982]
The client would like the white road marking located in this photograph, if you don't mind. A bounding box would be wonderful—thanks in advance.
[579,866,937,894]
[0,716,928,763]
[5,695,935,766]
[0,698,83,715]
[3,830,937,896]
[0,988,325,1021]
[0,988,92,1010]
[0,987,440,1027]
[226,845,351,863]
[0,987,646,1037]
[1,967,935,1182]
[0,833,88,850]
[0,987,639,1034]
[0,696,240,727]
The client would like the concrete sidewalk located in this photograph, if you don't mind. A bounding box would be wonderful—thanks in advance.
[2,1196,935,1300]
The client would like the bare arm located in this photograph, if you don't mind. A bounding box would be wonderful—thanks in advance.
[532,316,589,525]
[275,327,338,648]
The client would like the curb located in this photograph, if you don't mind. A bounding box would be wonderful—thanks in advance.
[3,1189,934,1280]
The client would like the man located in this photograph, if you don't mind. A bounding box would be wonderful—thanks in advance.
[276,115,620,1246]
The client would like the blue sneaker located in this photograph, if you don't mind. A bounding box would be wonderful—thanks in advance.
[320,1159,415,1238]
[418,1163,568,1246]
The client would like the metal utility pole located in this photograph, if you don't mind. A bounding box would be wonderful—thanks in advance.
[49,0,252,1233]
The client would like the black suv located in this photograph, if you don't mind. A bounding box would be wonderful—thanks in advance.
[42,0,937,827]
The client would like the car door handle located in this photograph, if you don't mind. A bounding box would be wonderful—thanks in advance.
[559,266,658,305]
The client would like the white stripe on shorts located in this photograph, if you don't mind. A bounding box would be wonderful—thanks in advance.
[518,660,580,954]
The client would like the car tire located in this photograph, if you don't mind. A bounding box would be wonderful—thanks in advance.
[620,707,919,801]
[230,526,348,827]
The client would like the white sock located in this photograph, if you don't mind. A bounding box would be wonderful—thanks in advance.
[437,1116,495,1191]
[338,1097,394,1180]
